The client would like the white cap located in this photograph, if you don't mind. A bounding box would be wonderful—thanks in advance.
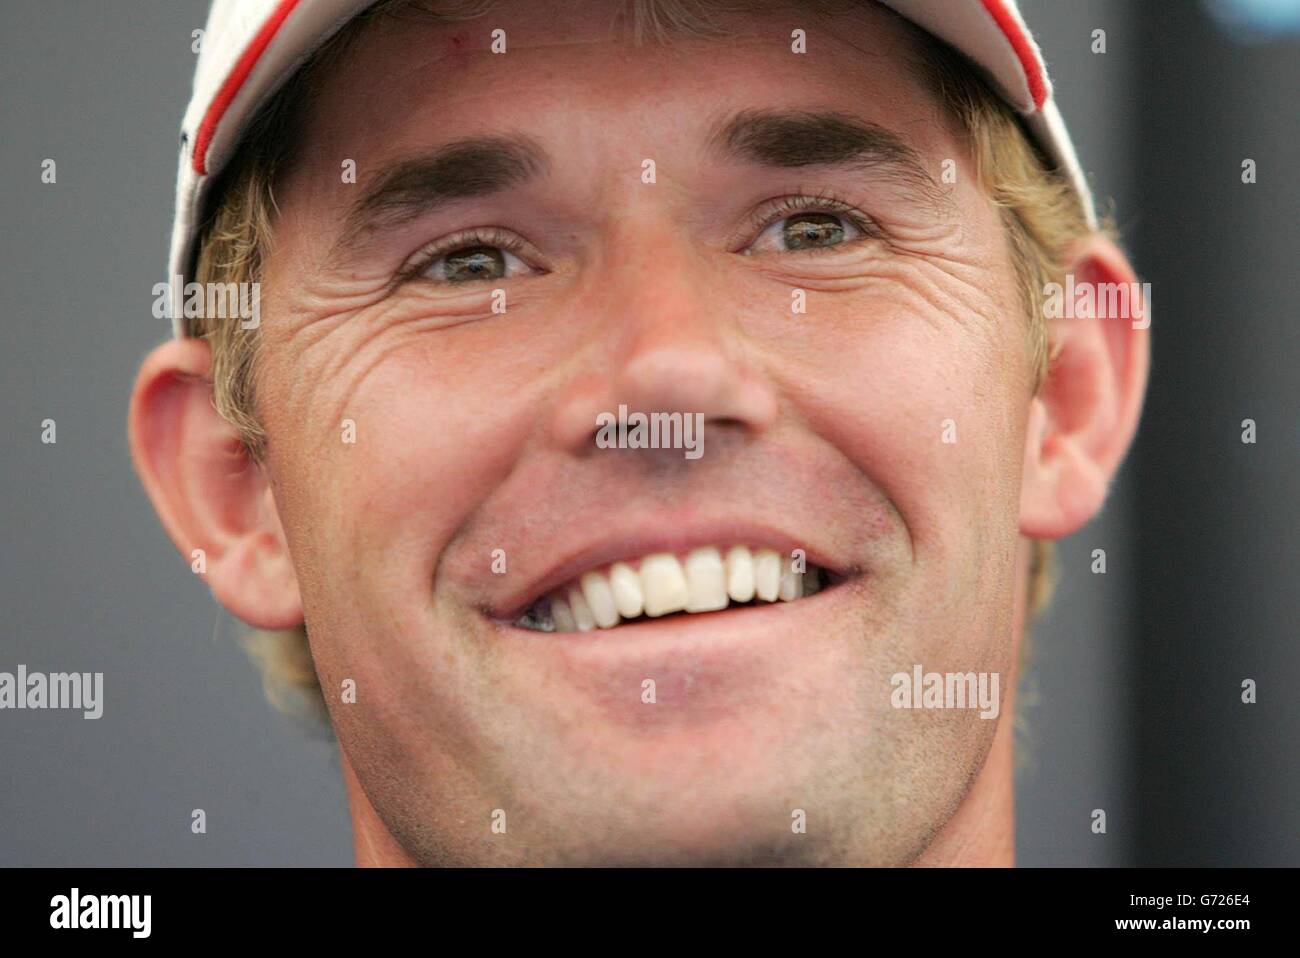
[168,0,1098,336]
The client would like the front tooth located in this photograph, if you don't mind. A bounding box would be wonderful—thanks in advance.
[684,547,728,612]
[581,572,620,629]
[753,549,781,602]
[640,553,690,617]
[609,561,644,619]
[568,588,596,631]
[778,563,803,601]
[552,597,577,632]
[725,545,755,603]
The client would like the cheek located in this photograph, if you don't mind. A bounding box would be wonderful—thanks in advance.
[781,267,1030,600]
[260,317,549,615]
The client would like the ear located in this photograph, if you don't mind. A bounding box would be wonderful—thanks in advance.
[1020,234,1151,539]
[128,337,303,629]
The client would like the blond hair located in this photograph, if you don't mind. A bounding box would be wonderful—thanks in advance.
[189,0,1097,721]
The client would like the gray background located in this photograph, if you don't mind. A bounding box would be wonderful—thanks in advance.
[1,0,1295,866]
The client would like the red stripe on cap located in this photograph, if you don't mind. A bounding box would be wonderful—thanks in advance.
[981,0,1047,110]
[192,0,304,175]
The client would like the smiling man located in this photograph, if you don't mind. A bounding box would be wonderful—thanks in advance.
[129,0,1149,866]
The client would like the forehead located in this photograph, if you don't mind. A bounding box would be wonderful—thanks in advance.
[291,0,949,162]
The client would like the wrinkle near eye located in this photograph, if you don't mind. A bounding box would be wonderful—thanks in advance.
[745,231,1009,345]
[289,302,473,443]
[865,252,1010,349]
[258,270,464,437]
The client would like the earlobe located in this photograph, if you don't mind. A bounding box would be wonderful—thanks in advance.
[128,338,303,629]
[1019,234,1151,539]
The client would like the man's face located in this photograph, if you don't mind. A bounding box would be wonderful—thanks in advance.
[255,0,1030,864]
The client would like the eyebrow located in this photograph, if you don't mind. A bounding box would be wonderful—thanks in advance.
[333,109,948,258]
[705,108,949,210]
[334,134,548,256]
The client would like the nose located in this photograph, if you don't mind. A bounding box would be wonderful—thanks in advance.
[549,224,779,457]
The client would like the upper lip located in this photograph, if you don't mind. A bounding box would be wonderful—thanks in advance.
[486,517,855,622]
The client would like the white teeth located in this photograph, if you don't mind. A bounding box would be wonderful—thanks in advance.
[778,562,803,602]
[515,545,833,633]
[640,553,690,617]
[581,571,620,629]
[753,549,781,602]
[725,545,755,603]
[551,597,577,632]
[608,561,644,619]
[684,547,728,612]
[568,587,596,632]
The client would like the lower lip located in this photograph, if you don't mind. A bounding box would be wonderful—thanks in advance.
[489,574,865,659]
[488,576,867,726]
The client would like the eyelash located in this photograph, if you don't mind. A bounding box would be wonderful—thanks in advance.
[397,191,877,284]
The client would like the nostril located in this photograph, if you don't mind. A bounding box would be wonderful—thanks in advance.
[589,405,709,461]
[548,347,778,455]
